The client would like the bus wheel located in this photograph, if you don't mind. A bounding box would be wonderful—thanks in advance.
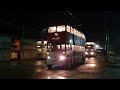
[67,59,72,69]
[81,56,85,65]
[64,59,72,70]
[47,65,52,70]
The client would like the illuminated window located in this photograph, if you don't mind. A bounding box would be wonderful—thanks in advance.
[72,45,75,50]
[57,45,60,49]
[66,44,71,50]
[78,31,80,37]
[75,45,78,51]
[48,26,56,33]
[81,34,83,38]
[81,46,85,51]
[74,29,75,35]
[61,44,65,50]
[71,27,74,34]
[67,25,70,33]
[82,34,83,38]
[48,28,51,33]
[83,35,86,39]
[79,33,81,38]
[66,45,68,50]
[74,29,77,36]
[75,30,77,36]
[75,45,77,51]
[57,25,65,32]
[78,32,80,37]
[76,31,78,36]
[76,30,78,36]
[79,46,81,51]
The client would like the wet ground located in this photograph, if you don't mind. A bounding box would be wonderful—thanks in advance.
[0,56,107,79]
[101,55,120,79]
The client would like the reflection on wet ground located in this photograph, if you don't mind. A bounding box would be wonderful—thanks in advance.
[0,56,106,79]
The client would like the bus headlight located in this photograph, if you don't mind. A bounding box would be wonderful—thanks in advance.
[47,56,50,59]
[85,52,88,55]
[47,52,49,54]
[90,52,94,55]
[63,52,65,54]
[59,55,66,61]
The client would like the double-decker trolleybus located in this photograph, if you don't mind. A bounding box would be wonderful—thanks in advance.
[46,25,86,69]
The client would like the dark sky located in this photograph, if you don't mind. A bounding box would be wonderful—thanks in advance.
[0,7,120,50]
[70,11,104,42]
[0,8,104,40]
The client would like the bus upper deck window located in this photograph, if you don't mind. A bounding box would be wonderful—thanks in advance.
[57,25,65,32]
[61,44,65,50]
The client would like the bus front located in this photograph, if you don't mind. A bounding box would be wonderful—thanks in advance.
[46,25,71,69]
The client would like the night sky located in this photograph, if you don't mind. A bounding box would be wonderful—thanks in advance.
[0,7,120,52]
[0,9,104,40]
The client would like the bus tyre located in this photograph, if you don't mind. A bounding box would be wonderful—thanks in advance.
[64,59,72,70]
[47,65,52,70]
[67,59,72,69]
[81,56,85,65]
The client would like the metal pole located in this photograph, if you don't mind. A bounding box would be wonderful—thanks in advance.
[22,24,24,60]
[107,30,110,58]
[105,28,109,62]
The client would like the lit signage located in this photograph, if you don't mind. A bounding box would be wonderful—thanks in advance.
[51,33,60,40]
[55,33,58,36]
[48,32,66,42]
[51,37,60,40]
